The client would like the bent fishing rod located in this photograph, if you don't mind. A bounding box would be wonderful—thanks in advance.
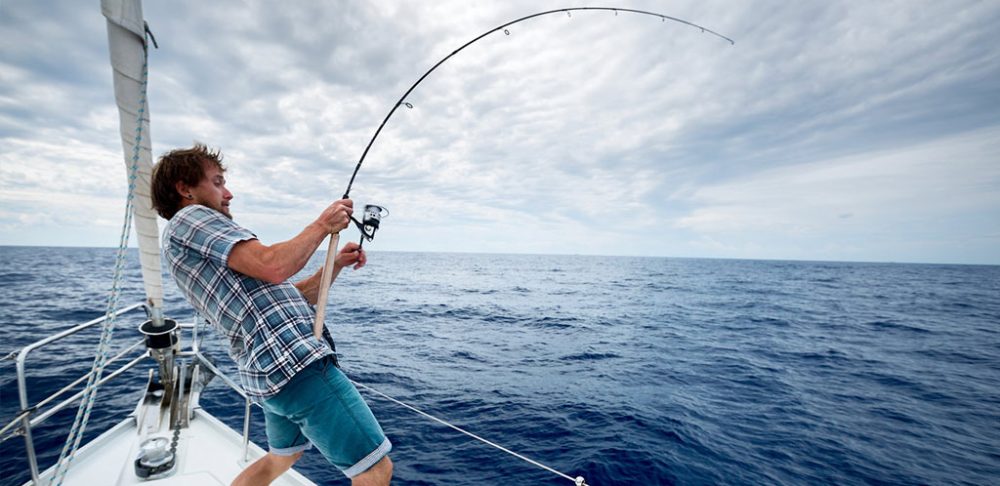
[314,7,733,316]
[341,6,733,201]
[330,6,733,251]
[318,7,733,269]
[314,7,734,485]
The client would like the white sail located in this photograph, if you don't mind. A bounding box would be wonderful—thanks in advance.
[102,0,164,314]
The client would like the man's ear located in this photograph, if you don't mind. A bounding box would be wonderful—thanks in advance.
[175,181,190,199]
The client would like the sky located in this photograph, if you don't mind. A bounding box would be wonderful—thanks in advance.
[1,1,998,264]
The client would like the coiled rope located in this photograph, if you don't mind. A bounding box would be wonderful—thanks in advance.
[351,380,589,486]
[48,29,151,486]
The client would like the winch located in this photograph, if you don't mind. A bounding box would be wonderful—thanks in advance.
[138,317,179,386]
[134,436,176,479]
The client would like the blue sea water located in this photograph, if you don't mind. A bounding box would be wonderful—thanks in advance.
[1,246,999,485]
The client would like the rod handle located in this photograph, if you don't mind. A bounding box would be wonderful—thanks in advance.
[313,233,340,339]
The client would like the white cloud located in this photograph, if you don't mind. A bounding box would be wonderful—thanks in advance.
[673,126,1000,262]
[1,0,998,263]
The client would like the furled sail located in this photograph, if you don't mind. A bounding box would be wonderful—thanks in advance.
[102,0,164,319]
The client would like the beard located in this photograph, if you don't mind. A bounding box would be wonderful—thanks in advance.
[203,201,232,220]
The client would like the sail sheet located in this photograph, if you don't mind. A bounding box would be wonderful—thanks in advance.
[102,0,164,312]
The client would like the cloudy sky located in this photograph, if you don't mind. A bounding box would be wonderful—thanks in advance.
[1,1,998,264]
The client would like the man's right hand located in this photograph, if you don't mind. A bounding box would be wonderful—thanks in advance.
[318,199,353,234]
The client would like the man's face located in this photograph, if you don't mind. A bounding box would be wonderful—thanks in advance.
[190,163,233,219]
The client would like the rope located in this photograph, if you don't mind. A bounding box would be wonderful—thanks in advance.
[48,36,151,486]
[351,379,588,486]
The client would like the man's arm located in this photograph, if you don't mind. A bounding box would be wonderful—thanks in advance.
[292,268,328,306]
[293,242,366,305]
[227,200,353,284]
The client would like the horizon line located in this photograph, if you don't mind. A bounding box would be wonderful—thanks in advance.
[1,244,997,267]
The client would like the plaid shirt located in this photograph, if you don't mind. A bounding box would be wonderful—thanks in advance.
[163,205,333,399]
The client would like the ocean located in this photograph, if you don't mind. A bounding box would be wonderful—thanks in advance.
[1,246,998,485]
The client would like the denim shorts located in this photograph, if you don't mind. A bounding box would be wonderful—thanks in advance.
[260,356,391,478]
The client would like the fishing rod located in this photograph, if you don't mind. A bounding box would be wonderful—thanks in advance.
[341,6,733,202]
[336,6,732,249]
[319,5,734,332]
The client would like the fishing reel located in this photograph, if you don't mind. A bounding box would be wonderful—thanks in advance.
[350,204,389,247]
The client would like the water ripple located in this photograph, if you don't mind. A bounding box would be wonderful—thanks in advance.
[1,249,998,485]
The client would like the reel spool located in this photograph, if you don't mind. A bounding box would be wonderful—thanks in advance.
[354,204,389,247]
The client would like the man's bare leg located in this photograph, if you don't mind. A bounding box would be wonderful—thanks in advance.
[231,451,303,486]
[351,456,393,486]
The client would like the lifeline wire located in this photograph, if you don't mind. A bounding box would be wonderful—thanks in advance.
[351,379,589,486]
[340,6,734,199]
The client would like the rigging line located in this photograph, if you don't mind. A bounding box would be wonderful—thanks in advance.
[341,6,734,199]
[351,379,588,486]
[50,28,154,486]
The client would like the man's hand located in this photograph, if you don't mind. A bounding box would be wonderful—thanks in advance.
[317,199,354,234]
[334,242,367,270]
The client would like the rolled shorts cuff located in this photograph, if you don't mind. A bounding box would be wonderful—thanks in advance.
[269,442,313,456]
[343,438,392,478]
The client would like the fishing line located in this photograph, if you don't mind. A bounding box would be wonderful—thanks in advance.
[330,7,733,485]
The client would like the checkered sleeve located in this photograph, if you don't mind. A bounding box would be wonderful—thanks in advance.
[171,206,256,266]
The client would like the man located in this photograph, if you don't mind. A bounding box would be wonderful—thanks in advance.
[151,144,392,486]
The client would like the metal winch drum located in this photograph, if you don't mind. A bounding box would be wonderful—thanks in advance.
[138,318,179,385]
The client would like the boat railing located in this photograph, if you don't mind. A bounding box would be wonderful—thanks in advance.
[1,302,260,484]
[187,336,257,464]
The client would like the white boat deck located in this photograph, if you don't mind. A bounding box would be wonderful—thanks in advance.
[32,408,315,486]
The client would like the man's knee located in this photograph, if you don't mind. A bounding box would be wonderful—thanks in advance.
[267,450,303,471]
[376,455,392,476]
[264,451,302,476]
[370,455,392,480]
[352,455,392,486]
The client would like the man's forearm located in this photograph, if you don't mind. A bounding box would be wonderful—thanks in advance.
[265,222,330,280]
[294,265,343,305]
[229,222,331,284]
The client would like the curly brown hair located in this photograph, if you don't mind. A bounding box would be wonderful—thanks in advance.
[151,143,226,219]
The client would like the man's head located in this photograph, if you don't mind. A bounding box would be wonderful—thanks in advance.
[151,143,233,219]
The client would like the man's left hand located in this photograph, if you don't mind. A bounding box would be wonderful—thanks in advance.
[334,242,367,270]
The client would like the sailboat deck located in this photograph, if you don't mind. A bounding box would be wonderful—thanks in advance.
[33,408,315,486]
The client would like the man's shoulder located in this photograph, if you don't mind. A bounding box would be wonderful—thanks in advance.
[172,204,219,223]
[165,205,256,260]
[168,205,241,233]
